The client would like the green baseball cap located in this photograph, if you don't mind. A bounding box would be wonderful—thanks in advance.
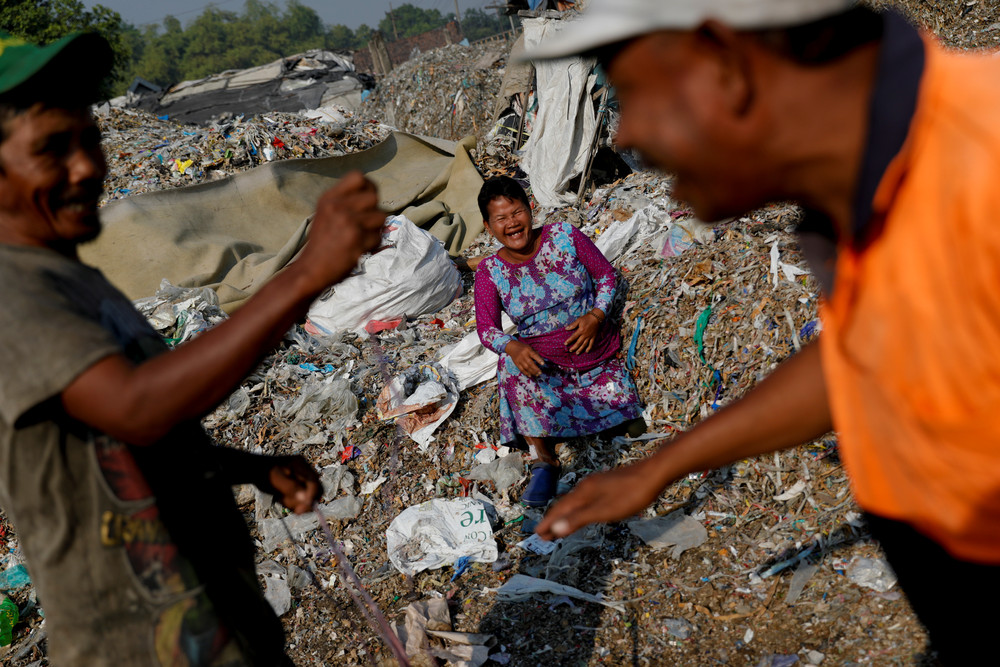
[0,31,113,102]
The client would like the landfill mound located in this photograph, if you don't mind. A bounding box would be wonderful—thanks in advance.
[96,105,391,206]
[365,42,508,142]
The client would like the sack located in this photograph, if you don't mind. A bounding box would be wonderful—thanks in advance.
[306,215,462,335]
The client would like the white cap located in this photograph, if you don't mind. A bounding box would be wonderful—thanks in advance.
[524,0,858,60]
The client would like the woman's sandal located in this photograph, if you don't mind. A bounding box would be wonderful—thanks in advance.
[521,462,561,507]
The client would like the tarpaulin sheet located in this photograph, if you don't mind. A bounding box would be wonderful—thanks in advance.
[82,131,484,311]
[519,17,598,208]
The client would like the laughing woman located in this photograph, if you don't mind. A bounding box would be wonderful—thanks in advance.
[474,176,643,507]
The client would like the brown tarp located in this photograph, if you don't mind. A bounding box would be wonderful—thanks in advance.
[82,132,484,311]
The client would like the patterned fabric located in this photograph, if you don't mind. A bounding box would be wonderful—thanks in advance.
[474,222,642,445]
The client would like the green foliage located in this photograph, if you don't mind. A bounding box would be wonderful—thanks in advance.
[121,0,336,91]
[0,0,131,99]
[379,4,452,40]
[2,0,513,98]
[461,8,510,42]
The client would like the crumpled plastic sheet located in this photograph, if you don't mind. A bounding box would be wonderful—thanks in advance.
[495,574,625,613]
[133,279,227,347]
[627,511,709,560]
[467,452,524,493]
[273,376,358,433]
[377,364,461,449]
[386,498,498,576]
[846,556,898,593]
[258,497,362,552]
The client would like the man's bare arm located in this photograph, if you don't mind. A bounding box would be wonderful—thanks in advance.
[60,173,385,446]
[536,338,832,540]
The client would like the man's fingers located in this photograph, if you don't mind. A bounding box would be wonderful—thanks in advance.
[536,492,592,540]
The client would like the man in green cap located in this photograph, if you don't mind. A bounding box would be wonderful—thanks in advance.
[531,0,1000,663]
[0,32,386,664]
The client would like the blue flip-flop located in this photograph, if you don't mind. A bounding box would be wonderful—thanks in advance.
[521,462,560,507]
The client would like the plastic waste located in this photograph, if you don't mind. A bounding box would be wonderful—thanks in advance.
[377,364,460,449]
[306,215,462,335]
[0,595,17,646]
[846,557,897,593]
[468,452,524,493]
[663,617,695,640]
[627,511,708,559]
[495,574,625,612]
[257,560,292,616]
[438,313,515,390]
[132,280,226,346]
[0,564,30,592]
[259,496,362,552]
[386,498,498,576]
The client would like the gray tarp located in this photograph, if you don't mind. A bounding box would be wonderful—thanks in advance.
[520,17,598,208]
[82,132,484,311]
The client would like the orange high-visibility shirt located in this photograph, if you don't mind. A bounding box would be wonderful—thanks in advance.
[821,39,1000,563]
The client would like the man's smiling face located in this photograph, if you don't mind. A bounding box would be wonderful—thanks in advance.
[0,105,106,255]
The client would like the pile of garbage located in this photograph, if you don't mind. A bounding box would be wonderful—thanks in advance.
[96,106,391,205]
[366,43,508,142]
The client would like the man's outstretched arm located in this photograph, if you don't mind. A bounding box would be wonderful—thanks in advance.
[535,338,832,540]
[60,172,385,447]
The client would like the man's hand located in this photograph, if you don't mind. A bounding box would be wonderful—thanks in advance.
[268,455,322,515]
[534,340,833,541]
[565,311,601,354]
[506,339,545,377]
[536,456,663,540]
[296,172,386,290]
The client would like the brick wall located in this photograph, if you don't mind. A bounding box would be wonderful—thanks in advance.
[354,21,463,74]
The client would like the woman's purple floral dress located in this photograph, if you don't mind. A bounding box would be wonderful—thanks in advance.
[474,221,642,447]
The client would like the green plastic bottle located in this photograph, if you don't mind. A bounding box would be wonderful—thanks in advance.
[0,595,18,646]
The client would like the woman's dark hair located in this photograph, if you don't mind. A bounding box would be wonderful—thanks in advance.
[478,175,531,221]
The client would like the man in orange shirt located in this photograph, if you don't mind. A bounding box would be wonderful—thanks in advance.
[530,1,1000,662]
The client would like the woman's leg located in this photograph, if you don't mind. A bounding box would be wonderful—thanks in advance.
[524,435,560,466]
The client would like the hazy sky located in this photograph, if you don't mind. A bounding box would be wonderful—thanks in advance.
[83,0,496,31]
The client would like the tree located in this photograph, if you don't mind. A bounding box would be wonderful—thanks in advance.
[0,0,131,99]
[461,8,506,42]
[328,24,358,50]
[378,4,450,41]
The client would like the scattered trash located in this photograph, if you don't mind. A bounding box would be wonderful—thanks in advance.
[846,557,898,593]
[784,562,819,605]
[257,560,292,616]
[496,574,625,613]
[386,498,498,576]
[516,533,558,556]
[757,655,800,667]
[0,595,18,647]
[663,618,695,640]
[0,564,30,592]
[467,452,525,494]
[627,511,708,559]
[376,364,461,449]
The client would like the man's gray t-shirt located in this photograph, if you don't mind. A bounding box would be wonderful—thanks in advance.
[0,244,281,665]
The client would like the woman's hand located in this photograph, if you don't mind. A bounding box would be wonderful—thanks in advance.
[565,311,602,354]
[268,456,322,514]
[506,339,545,377]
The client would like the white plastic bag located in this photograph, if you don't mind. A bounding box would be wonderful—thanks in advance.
[386,498,498,576]
[438,313,514,390]
[306,215,462,335]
